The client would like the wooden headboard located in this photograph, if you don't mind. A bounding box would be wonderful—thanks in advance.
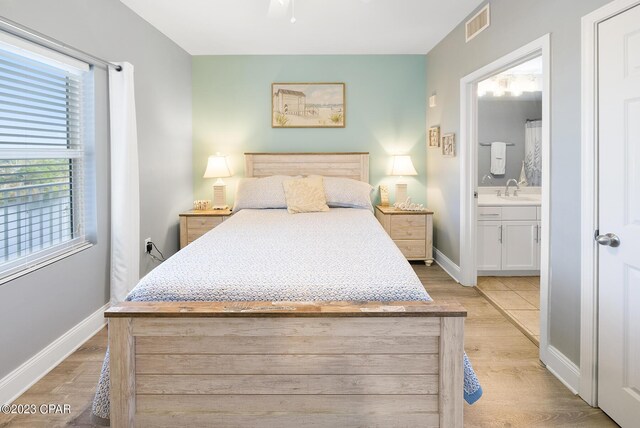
[244,152,370,182]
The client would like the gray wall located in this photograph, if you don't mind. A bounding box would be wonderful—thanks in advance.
[477,97,542,186]
[426,0,610,364]
[0,0,192,379]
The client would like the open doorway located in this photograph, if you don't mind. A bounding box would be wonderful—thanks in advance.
[474,56,543,346]
[459,35,551,365]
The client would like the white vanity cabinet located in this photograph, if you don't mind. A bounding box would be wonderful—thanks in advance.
[477,220,502,270]
[501,221,538,270]
[477,205,541,273]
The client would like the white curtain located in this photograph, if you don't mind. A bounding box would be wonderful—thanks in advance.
[524,120,542,186]
[109,62,140,304]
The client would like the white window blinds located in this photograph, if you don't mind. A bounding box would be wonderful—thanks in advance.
[0,36,92,281]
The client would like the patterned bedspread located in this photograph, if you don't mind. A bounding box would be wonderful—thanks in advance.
[92,209,481,422]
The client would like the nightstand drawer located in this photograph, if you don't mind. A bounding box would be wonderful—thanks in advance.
[375,205,433,265]
[390,215,426,240]
[186,216,224,245]
[394,240,426,259]
[187,216,224,231]
[186,219,223,242]
[180,209,232,249]
[187,227,217,243]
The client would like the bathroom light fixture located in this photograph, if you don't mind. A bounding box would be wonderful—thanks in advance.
[477,74,543,97]
[203,153,232,209]
[390,155,418,204]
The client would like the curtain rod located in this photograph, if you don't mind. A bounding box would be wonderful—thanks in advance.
[0,15,121,72]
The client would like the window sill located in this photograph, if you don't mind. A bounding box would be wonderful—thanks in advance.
[0,242,94,286]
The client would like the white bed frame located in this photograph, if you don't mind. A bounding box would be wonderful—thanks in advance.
[107,152,466,428]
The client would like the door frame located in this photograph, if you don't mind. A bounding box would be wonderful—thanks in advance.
[580,0,640,407]
[459,34,551,361]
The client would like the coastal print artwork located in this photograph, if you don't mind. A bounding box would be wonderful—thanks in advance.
[442,133,456,157]
[428,126,440,148]
[272,83,345,128]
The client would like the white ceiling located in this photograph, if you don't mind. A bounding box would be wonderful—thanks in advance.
[119,0,485,55]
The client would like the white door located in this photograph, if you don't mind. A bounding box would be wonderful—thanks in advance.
[477,221,501,271]
[598,5,640,427]
[501,221,538,271]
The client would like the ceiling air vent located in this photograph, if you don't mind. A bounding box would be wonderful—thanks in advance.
[465,4,490,43]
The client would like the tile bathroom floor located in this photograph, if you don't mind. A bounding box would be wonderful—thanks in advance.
[476,276,540,346]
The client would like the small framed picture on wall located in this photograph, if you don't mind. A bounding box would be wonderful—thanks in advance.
[442,133,456,157]
[428,126,440,148]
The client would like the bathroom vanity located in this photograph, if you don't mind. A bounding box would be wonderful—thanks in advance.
[477,190,541,275]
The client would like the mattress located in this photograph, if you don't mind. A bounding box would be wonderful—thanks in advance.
[92,208,481,422]
[130,208,430,302]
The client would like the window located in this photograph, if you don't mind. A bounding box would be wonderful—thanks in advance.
[0,34,93,282]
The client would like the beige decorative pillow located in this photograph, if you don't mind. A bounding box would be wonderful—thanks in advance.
[282,175,330,214]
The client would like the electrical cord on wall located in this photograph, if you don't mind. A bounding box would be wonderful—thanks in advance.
[145,240,166,263]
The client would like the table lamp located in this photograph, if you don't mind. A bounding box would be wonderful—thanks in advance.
[390,155,418,204]
[203,153,232,210]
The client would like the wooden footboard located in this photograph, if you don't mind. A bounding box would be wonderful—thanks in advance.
[106,301,466,428]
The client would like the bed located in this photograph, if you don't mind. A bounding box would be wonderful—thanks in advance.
[96,153,478,427]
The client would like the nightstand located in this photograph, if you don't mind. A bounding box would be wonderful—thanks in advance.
[375,205,434,265]
[179,209,232,249]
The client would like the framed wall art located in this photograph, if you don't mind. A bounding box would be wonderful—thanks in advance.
[428,126,440,148]
[442,133,456,157]
[272,82,345,128]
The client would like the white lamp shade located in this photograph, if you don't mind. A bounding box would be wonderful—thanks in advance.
[390,155,418,176]
[203,154,232,178]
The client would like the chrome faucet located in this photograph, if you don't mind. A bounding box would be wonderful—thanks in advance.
[505,178,520,197]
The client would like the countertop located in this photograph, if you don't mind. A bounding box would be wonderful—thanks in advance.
[478,193,541,207]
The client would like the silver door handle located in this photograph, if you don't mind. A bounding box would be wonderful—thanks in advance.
[595,233,620,247]
[499,225,503,243]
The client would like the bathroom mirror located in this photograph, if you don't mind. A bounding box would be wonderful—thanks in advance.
[477,56,543,187]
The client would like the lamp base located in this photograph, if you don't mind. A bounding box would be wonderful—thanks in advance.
[212,184,227,210]
[395,183,408,205]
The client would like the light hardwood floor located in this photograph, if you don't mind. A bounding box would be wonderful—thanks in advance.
[0,264,616,427]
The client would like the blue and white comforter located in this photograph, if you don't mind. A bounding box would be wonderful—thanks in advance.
[92,209,481,422]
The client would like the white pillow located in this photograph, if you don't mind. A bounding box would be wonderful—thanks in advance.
[232,175,297,212]
[323,176,374,210]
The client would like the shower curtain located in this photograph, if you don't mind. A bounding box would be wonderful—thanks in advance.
[524,120,542,186]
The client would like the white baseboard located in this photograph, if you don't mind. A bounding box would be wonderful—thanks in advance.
[0,303,109,405]
[433,247,462,283]
[544,345,580,394]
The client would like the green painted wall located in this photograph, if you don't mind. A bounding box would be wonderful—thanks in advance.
[192,55,427,206]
